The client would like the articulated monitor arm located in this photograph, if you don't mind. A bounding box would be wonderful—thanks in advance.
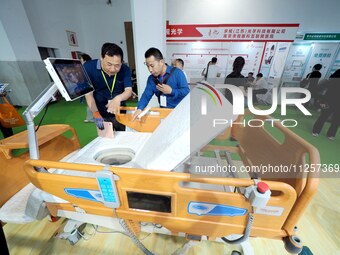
[23,82,58,160]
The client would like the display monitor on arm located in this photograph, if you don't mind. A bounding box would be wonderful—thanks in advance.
[44,58,94,101]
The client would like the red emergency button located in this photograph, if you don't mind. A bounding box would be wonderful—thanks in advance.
[257,182,269,193]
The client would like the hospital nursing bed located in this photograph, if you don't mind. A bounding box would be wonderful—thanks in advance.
[1,86,319,255]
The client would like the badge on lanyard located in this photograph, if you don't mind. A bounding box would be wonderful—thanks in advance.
[101,71,117,99]
[160,95,167,107]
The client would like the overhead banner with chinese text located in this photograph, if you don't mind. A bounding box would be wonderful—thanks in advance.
[166,24,299,42]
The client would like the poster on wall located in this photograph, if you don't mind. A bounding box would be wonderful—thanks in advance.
[327,46,340,77]
[268,42,291,79]
[66,30,78,47]
[167,41,264,83]
[302,43,339,79]
[281,43,313,82]
[227,42,265,75]
[166,24,299,84]
[259,42,277,78]
[167,41,230,83]
[259,41,291,79]
[259,42,291,103]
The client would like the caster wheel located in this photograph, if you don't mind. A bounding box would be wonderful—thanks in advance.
[284,235,303,254]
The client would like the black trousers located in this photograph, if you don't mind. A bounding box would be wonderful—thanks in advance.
[252,89,268,103]
[0,123,13,138]
[0,226,9,255]
[313,106,340,137]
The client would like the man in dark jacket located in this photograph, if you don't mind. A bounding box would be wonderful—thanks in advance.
[300,64,322,107]
[312,69,340,140]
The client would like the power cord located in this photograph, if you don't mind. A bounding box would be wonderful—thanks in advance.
[221,212,254,244]
[119,218,156,255]
[35,98,52,132]
[77,226,96,241]
[91,224,130,238]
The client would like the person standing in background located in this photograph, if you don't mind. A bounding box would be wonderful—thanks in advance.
[250,73,268,104]
[131,69,138,98]
[0,123,13,138]
[224,56,246,104]
[201,57,221,83]
[174,58,188,82]
[224,56,245,86]
[80,53,92,64]
[246,72,255,85]
[312,69,340,140]
[80,53,94,122]
[300,63,322,107]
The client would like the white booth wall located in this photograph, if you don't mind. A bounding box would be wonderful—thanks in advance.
[21,0,131,61]
[0,0,132,105]
[166,0,340,32]
[0,0,50,105]
[166,0,340,72]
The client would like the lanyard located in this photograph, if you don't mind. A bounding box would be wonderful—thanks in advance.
[161,73,166,83]
[101,70,117,98]
[161,67,176,84]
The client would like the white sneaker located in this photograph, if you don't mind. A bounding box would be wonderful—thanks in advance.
[327,136,335,141]
[312,133,319,137]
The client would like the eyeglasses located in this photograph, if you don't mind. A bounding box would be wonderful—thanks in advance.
[144,60,160,69]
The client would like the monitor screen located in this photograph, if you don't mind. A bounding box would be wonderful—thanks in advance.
[44,58,94,101]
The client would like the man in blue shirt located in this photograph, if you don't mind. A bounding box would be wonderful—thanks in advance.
[133,48,189,120]
[84,43,132,131]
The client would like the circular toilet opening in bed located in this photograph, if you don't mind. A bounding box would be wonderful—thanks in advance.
[94,148,135,165]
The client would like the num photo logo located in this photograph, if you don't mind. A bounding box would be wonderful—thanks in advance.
[197,83,311,128]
